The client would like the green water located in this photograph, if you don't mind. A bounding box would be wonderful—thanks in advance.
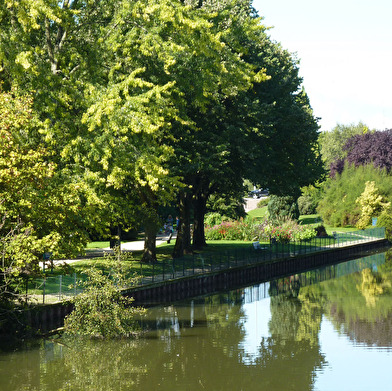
[1,250,392,390]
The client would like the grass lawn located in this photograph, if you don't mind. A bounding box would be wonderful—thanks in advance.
[247,206,268,219]
[44,212,369,281]
[86,241,110,249]
[298,214,358,233]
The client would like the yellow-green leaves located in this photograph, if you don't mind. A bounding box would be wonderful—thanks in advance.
[356,181,390,229]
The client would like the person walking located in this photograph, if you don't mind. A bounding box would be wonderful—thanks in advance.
[166,215,174,243]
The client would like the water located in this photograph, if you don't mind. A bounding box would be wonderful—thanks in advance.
[1,250,392,390]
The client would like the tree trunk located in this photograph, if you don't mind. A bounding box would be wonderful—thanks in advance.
[139,187,159,263]
[172,191,192,258]
[142,220,157,263]
[193,190,208,249]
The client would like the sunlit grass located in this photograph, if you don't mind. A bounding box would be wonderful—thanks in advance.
[86,241,110,249]
[247,207,268,219]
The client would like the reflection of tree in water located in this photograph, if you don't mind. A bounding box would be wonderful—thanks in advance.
[259,283,326,390]
[357,268,391,307]
[326,263,392,348]
[7,253,392,390]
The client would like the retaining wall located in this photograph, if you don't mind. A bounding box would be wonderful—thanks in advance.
[22,239,391,333]
[126,239,390,305]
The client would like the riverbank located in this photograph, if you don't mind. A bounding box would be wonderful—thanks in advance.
[17,233,390,337]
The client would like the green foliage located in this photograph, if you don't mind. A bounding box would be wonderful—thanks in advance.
[377,209,392,242]
[257,197,270,208]
[64,252,146,338]
[205,217,260,241]
[0,0,325,263]
[297,195,316,215]
[355,181,390,229]
[268,195,300,224]
[318,122,370,170]
[206,193,247,220]
[314,225,327,237]
[263,218,316,243]
[204,213,231,228]
[317,164,392,227]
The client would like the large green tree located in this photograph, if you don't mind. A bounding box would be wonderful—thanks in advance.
[170,2,324,254]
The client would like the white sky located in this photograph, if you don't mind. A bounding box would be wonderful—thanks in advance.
[252,0,392,132]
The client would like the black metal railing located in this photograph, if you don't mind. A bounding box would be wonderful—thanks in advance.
[28,227,386,303]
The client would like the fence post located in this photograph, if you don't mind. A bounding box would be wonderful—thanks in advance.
[59,275,62,301]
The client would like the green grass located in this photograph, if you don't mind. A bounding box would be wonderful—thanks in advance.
[247,207,268,219]
[41,214,376,284]
[298,214,359,233]
[86,241,110,249]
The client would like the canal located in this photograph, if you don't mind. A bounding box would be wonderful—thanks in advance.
[1,248,392,390]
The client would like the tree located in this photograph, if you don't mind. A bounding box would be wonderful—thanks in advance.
[317,164,392,227]
[328,129,392,177]
[64,252,146,338]
[168,2,323,255]
[242,33,324,198]
[81,0,261,260]
[318,122,370,173]
[345,129,392,172]
[153,0,269,256]
[0,1,121,246]
[355,181,390,230]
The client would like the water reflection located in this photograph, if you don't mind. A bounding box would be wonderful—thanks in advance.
[1,249,392,390]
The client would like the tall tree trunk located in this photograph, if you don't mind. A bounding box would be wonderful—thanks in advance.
[193,190,208,249]
[142,219,157,263]
[139,187,159,263]
[172,191,192,258]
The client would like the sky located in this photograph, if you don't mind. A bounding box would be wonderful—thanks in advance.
[252,0,392,132]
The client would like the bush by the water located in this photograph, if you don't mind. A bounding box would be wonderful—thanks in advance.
[204,212,231,227]
[64,252,145,338]
[377,209,392,242]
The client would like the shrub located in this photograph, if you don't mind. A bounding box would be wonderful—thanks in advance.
[315,225,327,237]
[355,181,390,229]
[264,225,293,243]
[64,251,145,338]
[268,195,299,223]
[205,217,260,241]
[257,197,269,208]
[297,195,316,215]
[317,164,392,227]
[377,209,392,242]
[204,212,231,228]
[263,218,316,243]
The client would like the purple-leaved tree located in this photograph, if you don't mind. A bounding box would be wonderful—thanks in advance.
[330,129,392,176]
